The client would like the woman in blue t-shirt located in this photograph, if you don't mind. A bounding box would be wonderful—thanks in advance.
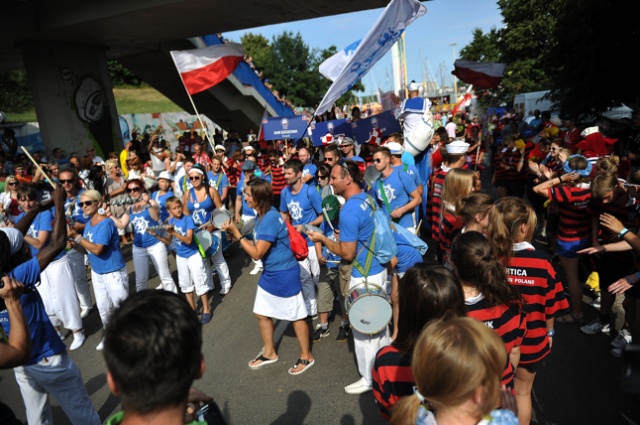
[221,178,314,375]
[67,190,129,351]
[109,178,177,294]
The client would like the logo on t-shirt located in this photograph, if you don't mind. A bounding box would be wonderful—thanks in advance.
[131,216,149,234]
[288,200,303,221]
[378,184,396,203]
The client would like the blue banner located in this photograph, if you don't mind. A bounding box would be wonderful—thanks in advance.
[309,118,353,146]
[262,115,310,140]
[350,110,402,144]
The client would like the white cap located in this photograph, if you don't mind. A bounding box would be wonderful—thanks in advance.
[157,171,174,182]
[550,115,563,127]
[446,140,470,154]
[214,145,226,151]
[243,145,255,152]
[0,228,24,255]
[385,141,404,155]
[407,81,420,91]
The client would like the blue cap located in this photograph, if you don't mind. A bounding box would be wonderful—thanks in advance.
[522,129,535,138]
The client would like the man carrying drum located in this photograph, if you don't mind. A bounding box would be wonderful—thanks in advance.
[307,159,390,395]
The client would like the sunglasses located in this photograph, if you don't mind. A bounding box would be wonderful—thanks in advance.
[318,175,328,180]
[59,179,75,184]
[550,147,558,151]
[7,182,17,186]
[79,201,96,207]
[374,158,383,163]
[623,182,640,189]
[87,149,95,152]
[127,187,141,193]
[324,157,336,162]
[189,176,202,181]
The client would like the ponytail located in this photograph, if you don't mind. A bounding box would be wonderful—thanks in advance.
[390,395,422,425]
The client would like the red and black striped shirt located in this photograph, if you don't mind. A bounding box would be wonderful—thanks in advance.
[466,297,527,387]
[504,147,524,180]
[439,206,463,264]
[270,164,286,196]
[507,247,569,364]
[493,149,507,181]
[372,345,414,420]
[225,158,238,187]
[428,167,449,239]
[548,184,592,242]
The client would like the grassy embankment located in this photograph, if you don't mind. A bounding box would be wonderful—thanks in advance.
[5,85,184,123]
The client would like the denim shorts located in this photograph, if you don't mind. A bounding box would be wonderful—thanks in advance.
[557,237,590,259]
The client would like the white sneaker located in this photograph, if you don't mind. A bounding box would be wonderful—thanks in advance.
[249,265,263,275]
[345,377,372,395]
[580,319,604,335]
[96,338,105,351]
[219,287,230,295]
[601,323,611,335]
[80,306,92,319]
[69,332,86,351]
[611,329,632,349]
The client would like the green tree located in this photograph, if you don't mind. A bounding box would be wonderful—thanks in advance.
[107,60,141,87]
[0,70,33,113]
[240,33,272,72]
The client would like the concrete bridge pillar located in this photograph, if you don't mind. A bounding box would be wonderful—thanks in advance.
[21,42,123,161]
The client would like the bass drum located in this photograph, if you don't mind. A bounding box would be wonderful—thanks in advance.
[345,282,392,335]
[194,229,220,257]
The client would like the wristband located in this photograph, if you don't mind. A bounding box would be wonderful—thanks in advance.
[238,234,245,241]
[547,329,555,337]
[618,228,630,238]
[625,275,633,285]
[75,235,83,244]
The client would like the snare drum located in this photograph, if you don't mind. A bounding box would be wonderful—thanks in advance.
[194,229,220,257]
[345,282,392,335]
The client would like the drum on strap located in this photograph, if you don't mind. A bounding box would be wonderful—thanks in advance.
[345,282,392,335]
[194,229,220,257]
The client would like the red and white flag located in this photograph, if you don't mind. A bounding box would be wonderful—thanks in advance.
[451,59,506,90]
[170,43,245,95]
[257,109,269,143]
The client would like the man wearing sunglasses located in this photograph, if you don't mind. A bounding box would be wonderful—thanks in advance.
[59,168,94,319]
[371,147,421,234]
[322,146,342,169]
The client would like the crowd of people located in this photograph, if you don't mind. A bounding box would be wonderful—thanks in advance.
[1,103,639,424]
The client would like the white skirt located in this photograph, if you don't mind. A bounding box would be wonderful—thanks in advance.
[253,286,307,321]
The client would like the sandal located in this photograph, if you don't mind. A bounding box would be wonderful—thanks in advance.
[248,354,278,369]
[556,312,584,324]
[288,358,315,376]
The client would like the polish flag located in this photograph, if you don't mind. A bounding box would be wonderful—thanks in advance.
[170,43,245,95]
[451,59,506,90]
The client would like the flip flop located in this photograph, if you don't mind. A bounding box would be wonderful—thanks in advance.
[288,358,315,376]
[248,354,278,370]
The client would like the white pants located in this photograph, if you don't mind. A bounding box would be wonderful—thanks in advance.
[132,241,178,293]
[298,247,320,316]
[66,249,93,311]
[350,270,390,387]
[92,267,129,328]
[208,230,232,291]
[14,352,100,425]
[38,255,82,331]
[242,214,262,269]
[177,252,213,296]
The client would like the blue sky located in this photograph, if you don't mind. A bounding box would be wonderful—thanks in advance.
[224,0,503,97]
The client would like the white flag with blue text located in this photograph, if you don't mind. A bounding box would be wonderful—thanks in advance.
[315,0,426,116]
[319,40,362,81]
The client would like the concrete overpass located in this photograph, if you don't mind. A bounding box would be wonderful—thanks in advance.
[0,0,390,157]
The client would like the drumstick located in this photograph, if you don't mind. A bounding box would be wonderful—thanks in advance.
[323,208,334,232]
[21,146,56,189]
[415,219,422,236]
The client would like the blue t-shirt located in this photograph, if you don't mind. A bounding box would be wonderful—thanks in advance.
[393,230,423,273]
[151,190,174,222]
[178,175,194,194]
[339,193,384,278]
[280,184,322,246]
[0,258,66,364]
[320,221,340,270]
[207,171,229,197]
[65,189,90,224]
[185,188,216,226]
[401,151,415,166]
[254,208,300,297]
[84,218,126,273]
[237,173,257,218]
[373,168,417,229]
[169,215,199,258]
[393,164,422,188]
[129,205,163,248]
[18,210,66,261]
[302,162,318,187]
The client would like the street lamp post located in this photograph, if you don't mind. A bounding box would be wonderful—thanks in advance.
[450,43,457,98]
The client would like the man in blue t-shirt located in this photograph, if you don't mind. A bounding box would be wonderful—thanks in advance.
[371,147,421,234]
[297,147,318,188]
[307,160,391,396]
[280,158,323,319]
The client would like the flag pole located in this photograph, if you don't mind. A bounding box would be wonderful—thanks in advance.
[169,53,216,153]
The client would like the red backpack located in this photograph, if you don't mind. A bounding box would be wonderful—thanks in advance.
[285,220,308,260]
